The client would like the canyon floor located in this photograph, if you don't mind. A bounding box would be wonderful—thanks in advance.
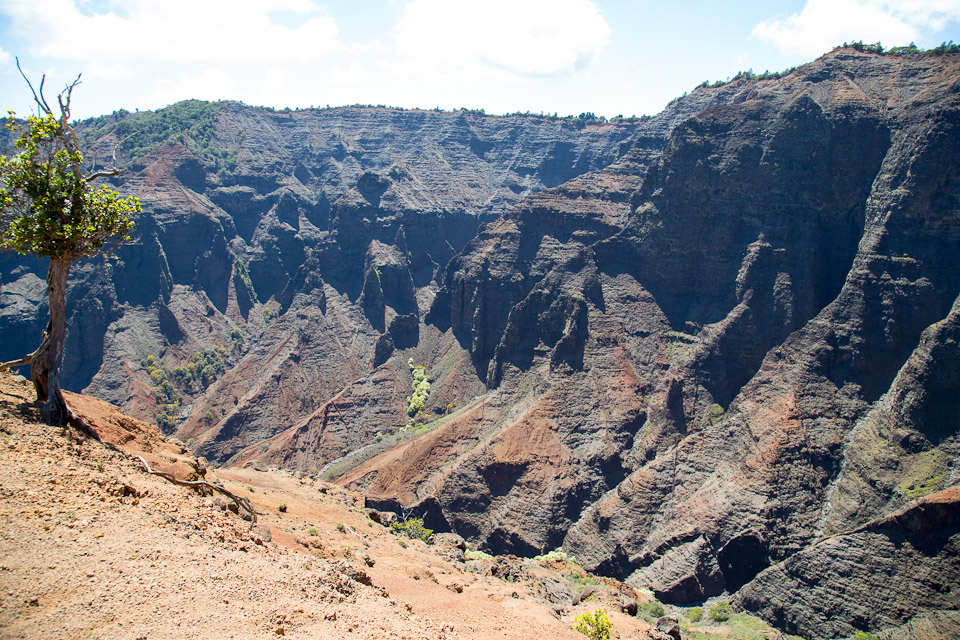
[0,370,793,640]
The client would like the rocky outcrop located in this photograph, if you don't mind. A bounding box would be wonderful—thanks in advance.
[732,486,960,640]
[555,51,960,606]
[3,47,960,639]
[341,49,960,635]
[1,104,654,459]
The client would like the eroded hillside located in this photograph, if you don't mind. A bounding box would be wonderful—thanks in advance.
[1,370,804,640]
[2,47,959,639]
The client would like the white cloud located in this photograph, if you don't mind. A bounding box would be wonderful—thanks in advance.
[327,61,373,87]
[87,61,132,80]
[0,45,10,65]
[145,68,239,106]
[262,66,293,97]
[884,0,960,30]
[394,0,610,78]
[3,0,340,64]
[753,0,960,56]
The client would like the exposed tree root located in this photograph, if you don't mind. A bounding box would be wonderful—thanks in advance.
[135,455,260,522]
[60,399,102,441]
[0,355,101,441]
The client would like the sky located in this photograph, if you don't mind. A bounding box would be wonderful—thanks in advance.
[1,0,959,121]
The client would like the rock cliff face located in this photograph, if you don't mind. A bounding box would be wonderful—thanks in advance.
[0,104,655,461]
[732,485,960,640]
[338,49,960,636]
[2,48,959,638]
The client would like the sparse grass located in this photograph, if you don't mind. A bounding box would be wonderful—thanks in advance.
[899,449,948,499]
[640,600,665,621]
[679,607,804,640]
[569,571,601,589]
[561,559,601,589]
[709,602,731,622]
[319,395,485,481]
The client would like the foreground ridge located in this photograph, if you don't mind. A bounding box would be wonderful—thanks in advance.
[1,370,803,639]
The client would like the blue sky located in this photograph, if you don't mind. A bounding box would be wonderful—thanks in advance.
[1,0,959,121]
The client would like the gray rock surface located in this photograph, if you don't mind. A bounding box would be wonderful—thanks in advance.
[3,47,960,639]
[733,486,960,640]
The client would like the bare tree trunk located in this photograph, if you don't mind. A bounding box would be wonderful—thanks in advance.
[29,320,52,400]
[40,257,70,426]
[0,258,99,439]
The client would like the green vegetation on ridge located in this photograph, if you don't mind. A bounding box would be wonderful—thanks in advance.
[142,346,231,431]
[84,100,237,170]
[692,40,960,95]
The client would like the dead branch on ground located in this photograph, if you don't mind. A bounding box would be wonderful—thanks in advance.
[135,455,259,522]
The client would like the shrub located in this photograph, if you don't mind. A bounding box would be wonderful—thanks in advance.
[572,610,612,640]
[688,607,702,622]
[854,632,881,640]
[336,522,346,533]
[389,516,433,542]
[229,327,244,352]
[464,549,493,561]
[534,549,574,563]
[709,602,731,622]
[644,600,666,618]
[143,356,181,431]
[278,503,287,513]
[707,403,725,425]
[406,359,431,418]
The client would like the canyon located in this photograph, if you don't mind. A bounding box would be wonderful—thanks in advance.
[2,47,959,639]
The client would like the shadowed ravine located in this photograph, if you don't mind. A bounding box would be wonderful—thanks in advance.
[2,47,959,639]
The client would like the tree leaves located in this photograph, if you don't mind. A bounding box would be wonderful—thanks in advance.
[0,113,139,260]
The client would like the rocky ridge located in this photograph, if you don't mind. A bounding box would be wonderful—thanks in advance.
[0,370,797,640]
[338,49,960,637]
[732,485,960,639]
[2,48,959,639]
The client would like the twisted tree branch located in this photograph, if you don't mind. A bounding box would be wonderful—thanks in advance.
[135,455,260,521]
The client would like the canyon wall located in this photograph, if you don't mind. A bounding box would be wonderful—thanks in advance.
[2,48,958,638]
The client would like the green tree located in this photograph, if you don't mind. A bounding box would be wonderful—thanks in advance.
[0,64,139,435]
[406,357,431,419]
[389,516,433,542]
